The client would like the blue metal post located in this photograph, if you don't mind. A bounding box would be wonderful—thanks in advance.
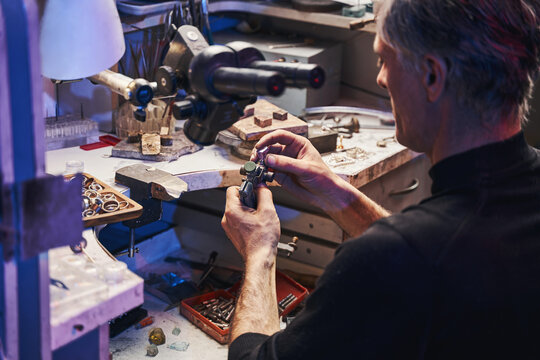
[0,0,50,359]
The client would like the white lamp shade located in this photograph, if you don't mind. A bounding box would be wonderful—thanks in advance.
[40,0,126,80]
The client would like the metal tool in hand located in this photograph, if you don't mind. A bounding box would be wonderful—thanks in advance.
[238,149,298,257]
[239,147,275,209]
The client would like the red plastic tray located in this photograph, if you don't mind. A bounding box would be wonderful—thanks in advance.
[181,271,308,344]
[180,290,234,344]
[80,135,121,150]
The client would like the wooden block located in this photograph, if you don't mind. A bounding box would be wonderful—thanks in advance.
[141,133,161,155]
[127,131,141,144]
[254,115,272,128]
[160,127,169,136]
[160,135,173,146]
[273,110,288,121]
[240,106,255,119]
[228,99,308,141]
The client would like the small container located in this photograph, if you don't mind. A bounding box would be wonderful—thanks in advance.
[181,271,308,344]
[103,261,127,283]
[64,160,84,175]
[181,290,233,344]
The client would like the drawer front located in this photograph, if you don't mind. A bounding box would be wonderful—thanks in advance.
[359,155,432,213]
[176,188,344,244]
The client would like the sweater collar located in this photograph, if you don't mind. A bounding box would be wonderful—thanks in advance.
[429,132,536,194]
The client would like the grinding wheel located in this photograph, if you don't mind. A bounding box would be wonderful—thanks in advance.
[291,0,343,12]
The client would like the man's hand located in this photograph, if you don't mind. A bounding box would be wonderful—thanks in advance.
[251,130,344,212]
[252,130,391,238]
[222,185,282,342]
[222,185,281,264]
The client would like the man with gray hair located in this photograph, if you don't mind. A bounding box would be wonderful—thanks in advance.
[222,0,540,358]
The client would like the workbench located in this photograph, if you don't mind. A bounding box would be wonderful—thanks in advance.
[46,127,420,192]
[45,126,429,359]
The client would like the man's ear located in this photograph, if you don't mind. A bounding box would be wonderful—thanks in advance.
[422,55,447,102]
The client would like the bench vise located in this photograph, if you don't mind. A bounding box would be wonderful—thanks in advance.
[115,164,188,257]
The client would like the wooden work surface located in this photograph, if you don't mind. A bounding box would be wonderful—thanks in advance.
[46,127,418,193]
[320,129,420,188]
[228,99,308,141]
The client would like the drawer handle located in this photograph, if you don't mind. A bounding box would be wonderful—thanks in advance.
[389,178,419,196]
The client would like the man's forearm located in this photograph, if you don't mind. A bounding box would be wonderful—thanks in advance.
[322,177,390,238]
[230,251,281,343]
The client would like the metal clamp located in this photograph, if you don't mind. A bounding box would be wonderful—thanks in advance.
[277,236,299,257]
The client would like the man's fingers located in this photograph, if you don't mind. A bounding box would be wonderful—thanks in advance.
[265,153,311,177]
[255,185,275,211]
[225,186,242,211]
[255,130,298,148]
[255,130,308,154]
[250,144,284,161]
[226,186,240,199]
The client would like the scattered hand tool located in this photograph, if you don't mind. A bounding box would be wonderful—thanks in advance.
[50,278,69,291]
[196,251,218,288]
[70,238,96,263]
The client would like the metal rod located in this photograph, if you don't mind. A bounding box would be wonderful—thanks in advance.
[88,69,133,100]
[55,82,60,121]
[129,228,135,257]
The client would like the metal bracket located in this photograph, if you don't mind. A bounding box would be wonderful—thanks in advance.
[277,236,298,258]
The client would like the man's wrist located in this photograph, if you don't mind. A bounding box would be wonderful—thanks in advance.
[317,175,356,215]
[245,249,277,270]
[244,240,278,270]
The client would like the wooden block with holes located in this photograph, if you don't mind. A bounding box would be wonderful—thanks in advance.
[228,99,308,141]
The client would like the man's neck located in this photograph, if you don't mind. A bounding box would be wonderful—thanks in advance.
[428,109,522,165]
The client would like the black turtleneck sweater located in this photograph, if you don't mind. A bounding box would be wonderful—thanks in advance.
[229,133,540,360]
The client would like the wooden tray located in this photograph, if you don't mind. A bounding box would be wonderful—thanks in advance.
[71,173,143,227]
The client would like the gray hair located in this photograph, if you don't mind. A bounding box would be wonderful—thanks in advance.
[376,0,540,123]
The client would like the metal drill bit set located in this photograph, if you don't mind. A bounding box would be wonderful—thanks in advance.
[191,297,236,330]
[181,272,308,344]
[278,293,298,314]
